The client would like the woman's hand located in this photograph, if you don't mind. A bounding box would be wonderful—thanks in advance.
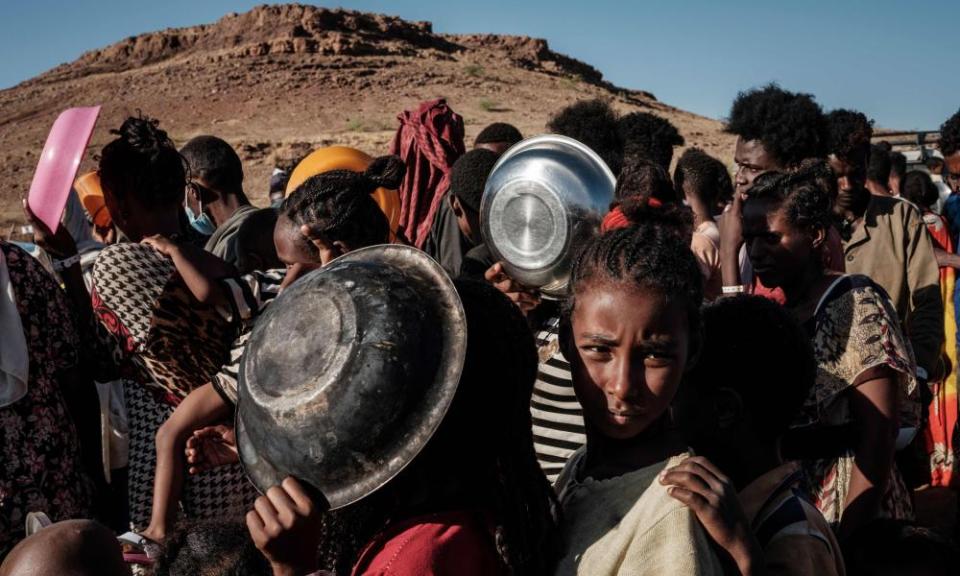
[660,456,763,576]
[484,262,541,315]
[246,477,327,576]
[185,424,238,474]
[21,199,78,259]
[141,234,180,258]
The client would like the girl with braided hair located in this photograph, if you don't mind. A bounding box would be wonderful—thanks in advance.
[741,162,918,538]
[137,156,403,546]
[552,224,733,575]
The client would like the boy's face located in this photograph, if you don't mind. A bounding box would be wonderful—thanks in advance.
[734,137,781,196]
[567,283,689,441]
[451,196,482,245]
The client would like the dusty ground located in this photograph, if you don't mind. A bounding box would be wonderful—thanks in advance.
[0,3,734,233]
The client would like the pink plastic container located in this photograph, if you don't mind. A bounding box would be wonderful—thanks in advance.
[27,106,102,234]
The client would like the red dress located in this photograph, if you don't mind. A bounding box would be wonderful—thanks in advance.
[351,510,506,576]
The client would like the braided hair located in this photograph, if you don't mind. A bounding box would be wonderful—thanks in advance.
[279,155,404,250]
[744,161,835,235]
[98,113,187,209]
[562,224,704,341]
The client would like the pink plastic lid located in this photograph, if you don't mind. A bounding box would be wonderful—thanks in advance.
[27,106,102,234]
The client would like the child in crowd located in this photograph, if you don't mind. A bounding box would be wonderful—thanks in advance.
[154,520,271,576]
[138,157,403,542]
[243,279,559,575]
[553,223,736,575]
[673,295,845,575]
[673,147,734,300]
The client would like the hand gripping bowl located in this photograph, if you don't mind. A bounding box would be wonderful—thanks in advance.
[480,135,616,298]
[236,244,467,509]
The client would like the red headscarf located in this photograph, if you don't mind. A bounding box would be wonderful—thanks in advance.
[389,99,466,248]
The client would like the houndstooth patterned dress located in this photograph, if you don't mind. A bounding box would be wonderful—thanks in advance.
[90,243,257,530]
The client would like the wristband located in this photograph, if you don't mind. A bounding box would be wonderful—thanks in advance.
[52,254,81,272]
[721,285,746,294]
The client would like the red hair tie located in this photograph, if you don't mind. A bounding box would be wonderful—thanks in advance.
[601,207,630,232]
[600,197,663,232]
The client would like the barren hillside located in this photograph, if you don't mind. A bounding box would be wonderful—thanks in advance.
[0,3,734,230]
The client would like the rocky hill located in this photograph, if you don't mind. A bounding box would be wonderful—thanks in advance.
[0,3,734,230]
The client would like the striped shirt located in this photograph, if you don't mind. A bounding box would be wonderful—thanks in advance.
[211,269,285,405]
[741,463,845,575]
[531,316,587,484]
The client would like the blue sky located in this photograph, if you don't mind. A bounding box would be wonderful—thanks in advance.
[3,0,956,130]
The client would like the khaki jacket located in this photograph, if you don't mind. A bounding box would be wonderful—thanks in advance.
[843,196,944,380]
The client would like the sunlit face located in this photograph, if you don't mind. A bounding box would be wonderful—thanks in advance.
[734,137,782,196]
[743,197,817,290]
[568,283,690,441]
[944,153,960,194]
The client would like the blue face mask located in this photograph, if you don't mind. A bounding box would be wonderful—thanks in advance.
[185,202,217,235]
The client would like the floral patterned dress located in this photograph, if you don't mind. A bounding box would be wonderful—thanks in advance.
[0,242,90,558]
[795,274,919,526]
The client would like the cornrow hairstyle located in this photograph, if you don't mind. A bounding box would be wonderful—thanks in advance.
[619,199,694,245]
[617,112,685,169]
[561,223,704,347]
[449,148,499,213]
[867,144,892,185]
[726,83,829,167]
[901,170,939,210]
[940,108,960,157]
[673,147,734,210]
[616,156,678,204]
[475,122,524,146]
[279,155,403,250]
[744,161,834,235]
[98,113,187,209]
[826,109,874,164]
[547,99,623,174]
[180,135,245,194]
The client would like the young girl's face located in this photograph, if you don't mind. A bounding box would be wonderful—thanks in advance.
[568,282,690,441]
[273,215,325,266]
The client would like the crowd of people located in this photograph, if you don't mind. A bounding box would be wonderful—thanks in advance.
[2,86,960,576]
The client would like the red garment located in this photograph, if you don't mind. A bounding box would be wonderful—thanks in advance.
[351,510,505,576]
[389,99,465,248]
[751,225,846,304]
